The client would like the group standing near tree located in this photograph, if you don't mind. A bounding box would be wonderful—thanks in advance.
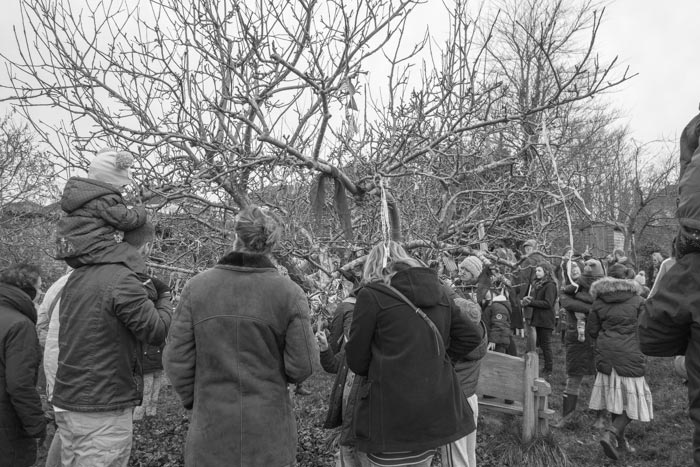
[2,109,700,467]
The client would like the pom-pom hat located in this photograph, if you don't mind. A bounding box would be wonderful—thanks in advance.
[88,147,134,187]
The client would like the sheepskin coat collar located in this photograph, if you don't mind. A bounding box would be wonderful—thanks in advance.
[590,276,642,303]
[217,251,275,269]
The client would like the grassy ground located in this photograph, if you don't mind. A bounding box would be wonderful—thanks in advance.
[35,337,694,466]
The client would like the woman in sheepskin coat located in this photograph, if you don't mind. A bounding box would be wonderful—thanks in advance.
[164,207,316,467]
[586,263,653,461]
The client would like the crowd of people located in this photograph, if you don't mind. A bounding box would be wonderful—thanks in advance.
[1,109,700,467]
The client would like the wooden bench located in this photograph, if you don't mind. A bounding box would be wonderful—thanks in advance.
[475,350,555,443]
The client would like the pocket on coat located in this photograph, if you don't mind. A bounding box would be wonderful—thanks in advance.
[353,379,371,440]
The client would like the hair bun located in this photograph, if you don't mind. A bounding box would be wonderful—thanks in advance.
[235,207,281,254]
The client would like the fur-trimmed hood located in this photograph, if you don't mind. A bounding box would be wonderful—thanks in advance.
[590,276,643,303]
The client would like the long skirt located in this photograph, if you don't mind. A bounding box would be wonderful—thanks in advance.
[588,368,653,422]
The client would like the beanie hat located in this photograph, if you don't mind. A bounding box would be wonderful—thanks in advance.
[88,147,134,187]
[459,256,483,284]
[583,259,604,279]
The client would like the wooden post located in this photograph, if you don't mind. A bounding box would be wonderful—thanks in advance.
[522,351,538,443]
[525,321,537,352]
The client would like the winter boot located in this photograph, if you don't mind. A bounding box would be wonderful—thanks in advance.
[553,394,578,428]
[600,428,620,460]
[593,410,607,430]
[617,432,636,454]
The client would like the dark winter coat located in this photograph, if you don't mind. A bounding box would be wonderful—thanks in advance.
[483,296,512,345]
[139,276,165,373]
[560,277,596,376]
[163,251,317,467]
[587,277,645,377]
[345,267,483,453]
[514,251,548,321]
[320,296,361,448]
[528,277,557,329]
[678,129,700,232]
[637,252,700,465]
[56,177,147,264]
[51,253,172,412]
[680,111,700,179]
[0,284,46,467]
[453,321,488,399]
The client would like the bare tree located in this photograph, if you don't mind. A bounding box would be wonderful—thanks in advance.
[0,114,59,267]
[2,0,633,274]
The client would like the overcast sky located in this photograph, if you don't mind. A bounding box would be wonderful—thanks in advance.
[1,0,698,149]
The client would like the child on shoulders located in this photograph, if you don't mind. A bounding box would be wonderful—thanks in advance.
[56,147,147,271]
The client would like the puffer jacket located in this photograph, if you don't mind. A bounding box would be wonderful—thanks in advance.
[51,254,172,412]
[587,277,645,377]
[346,267,483,453]
[528,277,557,329]
[163,251,316,467]
[560,277,595,376]
[483,295,512,345]
[638,252,700,465]
[0,283,46,467]
[56,177,147,262]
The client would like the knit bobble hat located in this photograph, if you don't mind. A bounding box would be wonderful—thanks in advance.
[459,256,483,284]
[583,259,604,279]
[88,147,134,187]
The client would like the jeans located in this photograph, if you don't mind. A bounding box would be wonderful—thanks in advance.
[133,371,166,421]
[536,327,554,373]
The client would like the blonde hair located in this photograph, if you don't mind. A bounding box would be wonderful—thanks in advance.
[234,207,281,254]
[362,241,422,285]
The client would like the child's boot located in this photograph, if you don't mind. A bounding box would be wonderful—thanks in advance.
[600,427,620,460]
[617,432,636,454]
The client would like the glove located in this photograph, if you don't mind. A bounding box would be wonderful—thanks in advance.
[487,342,496,351]
[150,277,171,297]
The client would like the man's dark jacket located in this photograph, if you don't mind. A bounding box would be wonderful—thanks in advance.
[51,251,172,411]
[638,252,700,466]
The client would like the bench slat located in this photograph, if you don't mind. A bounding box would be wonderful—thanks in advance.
[476,351,526,402]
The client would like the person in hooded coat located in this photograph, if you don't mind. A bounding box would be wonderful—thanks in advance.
[554,259,602,428]
[345,241,482,467]
[587,263,653,461]
[0,263,46,467]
